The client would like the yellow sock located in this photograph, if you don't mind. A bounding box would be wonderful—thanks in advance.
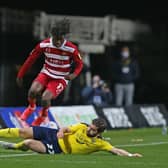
[0,128,19,138]
[14,141,29,151]
[14,141,24,149]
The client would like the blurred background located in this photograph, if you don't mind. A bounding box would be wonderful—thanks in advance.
[0,1,168,109]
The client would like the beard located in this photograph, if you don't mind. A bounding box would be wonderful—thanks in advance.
[86,130,97,137]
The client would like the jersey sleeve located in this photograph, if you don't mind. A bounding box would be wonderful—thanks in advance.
[17,43,43,78]
[99,139,114,151]
[71,50,83,76]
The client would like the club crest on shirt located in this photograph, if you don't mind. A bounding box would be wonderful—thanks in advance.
[61,51,67,56]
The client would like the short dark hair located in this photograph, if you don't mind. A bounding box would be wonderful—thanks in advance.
[92,118,107,133]
[51,18,70,37]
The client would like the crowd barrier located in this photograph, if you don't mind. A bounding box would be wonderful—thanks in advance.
[0,104,168,129]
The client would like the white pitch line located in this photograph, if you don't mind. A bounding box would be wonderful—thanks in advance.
[116,141,168,147]
[0,141,168,158]
[0,153,37,158]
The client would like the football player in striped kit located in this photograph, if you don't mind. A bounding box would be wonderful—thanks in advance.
[16,18,83,126]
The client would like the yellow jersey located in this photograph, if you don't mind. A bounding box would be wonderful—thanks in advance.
[58,123,113,154]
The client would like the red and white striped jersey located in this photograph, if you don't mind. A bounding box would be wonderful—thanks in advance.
[17,38,83,82]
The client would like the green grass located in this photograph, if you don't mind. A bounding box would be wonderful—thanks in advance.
[0,127,168,168]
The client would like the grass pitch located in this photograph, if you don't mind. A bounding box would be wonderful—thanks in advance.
[0,127,168,168]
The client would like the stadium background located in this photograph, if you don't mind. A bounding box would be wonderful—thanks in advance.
[0,3,168,168]
[0,1,168,122]
[0,1,168,106]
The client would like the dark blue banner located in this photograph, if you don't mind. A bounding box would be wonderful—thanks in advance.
[0,104,168,129]
[0,107,57,128]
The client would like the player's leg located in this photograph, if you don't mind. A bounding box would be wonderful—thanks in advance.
[0,127,33,138]
[22,126,57,153]
[0,127,46,153]
[1,139,46,153]
[1,139,46,154]
[0,127,37,151]
[31,79,67,126]
[31,126,58,153]
[0,140,29,151]
[0,128,20,138]
[20,89,37,121]
[20,74,47,121]
[31,90,52,126]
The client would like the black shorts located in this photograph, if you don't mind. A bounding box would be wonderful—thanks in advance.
[32,126,62,154]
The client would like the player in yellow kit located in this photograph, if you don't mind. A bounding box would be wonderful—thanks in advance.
[58,122,113,154]
[0,118,142,157]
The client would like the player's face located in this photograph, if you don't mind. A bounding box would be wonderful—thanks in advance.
[87,124,98,137]
[52,35,64,47]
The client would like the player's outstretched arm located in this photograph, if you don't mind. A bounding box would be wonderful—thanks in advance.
[110,147,143,157]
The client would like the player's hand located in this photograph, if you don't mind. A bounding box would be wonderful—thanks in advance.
[16,77,23,87]
[57,130,64,138]
[64,73,77,80]
[132,153,143,157]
